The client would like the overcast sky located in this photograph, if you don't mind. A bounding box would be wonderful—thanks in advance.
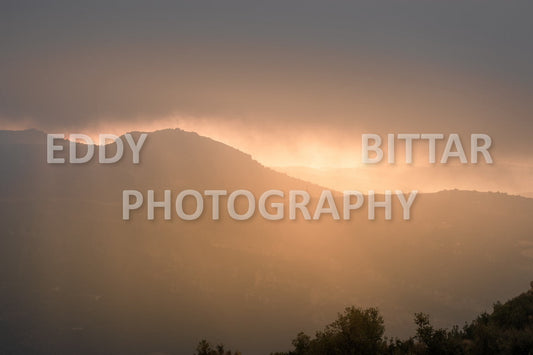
[1,0,532,165]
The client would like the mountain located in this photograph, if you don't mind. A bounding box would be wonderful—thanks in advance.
[0,128,323,201]
[274,164,533,198]
[0,129,532,354]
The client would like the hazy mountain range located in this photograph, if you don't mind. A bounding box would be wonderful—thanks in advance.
[0,128,531,354]
[274,164,533,199]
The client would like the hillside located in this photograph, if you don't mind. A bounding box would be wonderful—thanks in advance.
[265,283,533,354]
[0,129,532,354]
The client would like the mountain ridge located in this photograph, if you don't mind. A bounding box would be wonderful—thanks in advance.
[0,128,531,354]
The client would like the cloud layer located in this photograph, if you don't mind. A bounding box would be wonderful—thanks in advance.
[1,1,532,161]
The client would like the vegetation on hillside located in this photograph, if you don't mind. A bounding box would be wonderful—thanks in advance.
[196,285,533,355]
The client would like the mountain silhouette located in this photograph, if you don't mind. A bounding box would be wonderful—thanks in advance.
[0,129,531,354]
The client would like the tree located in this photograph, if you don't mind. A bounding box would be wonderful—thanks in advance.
[206,283,533,355]
[194,340,241,355]
[413,313,462,355]
[195,339,213,355]
[283,306,387,355]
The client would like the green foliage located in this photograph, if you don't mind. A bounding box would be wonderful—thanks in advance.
[207,288,533,354]
[410,313,464,355]
[463,291,533,354]
[279,306,388,355]
[194,339,241,355]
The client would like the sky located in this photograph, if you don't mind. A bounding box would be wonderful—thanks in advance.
[1,0,533,169]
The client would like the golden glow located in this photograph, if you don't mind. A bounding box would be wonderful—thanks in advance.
[64,115,364,169]
[3,115,532,196]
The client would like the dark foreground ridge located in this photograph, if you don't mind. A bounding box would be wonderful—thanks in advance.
[196,283,533,355]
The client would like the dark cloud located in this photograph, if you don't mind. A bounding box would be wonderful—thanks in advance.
[1,1,532,158]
